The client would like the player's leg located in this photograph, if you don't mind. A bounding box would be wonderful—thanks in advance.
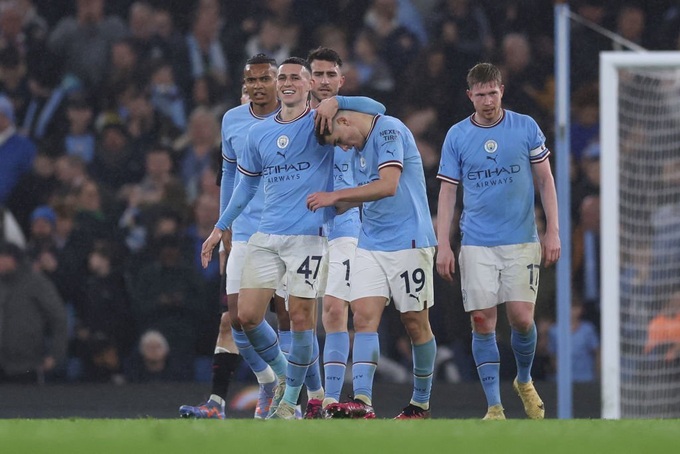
[460,245,505,420]
[320,294,349,410]
[179,243,243,420]
[268,235,327,419]
[320,237,355,412]
[390,247,437,419]
[178,310,236,419]
[502,243,544,419]
[269,294,317,419]
[326,248,386,419]
[238,233,289,415]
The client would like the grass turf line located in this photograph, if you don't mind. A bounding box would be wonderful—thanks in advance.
[1,419,677,454]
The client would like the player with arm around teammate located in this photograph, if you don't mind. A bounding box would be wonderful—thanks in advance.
[201,57,385,419]
[435,62,560,420]
[308,109,438,420]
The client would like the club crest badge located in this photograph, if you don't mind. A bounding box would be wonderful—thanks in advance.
[277,135,289,149]
[484,140,498,153]
[359,156,366,169]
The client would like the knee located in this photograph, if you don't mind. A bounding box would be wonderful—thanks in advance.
[219,313,237,332]
[401,313,432,343]
[323,303,347,331]
[471,312,495,334]
[238,307,260,330]
[352,311,377,332]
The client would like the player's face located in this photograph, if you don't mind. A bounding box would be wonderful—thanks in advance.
[277,63,312,106]
[467,81,504,125]
[310,59,344,101]
[243,63,276,106]
[325,118,365,151]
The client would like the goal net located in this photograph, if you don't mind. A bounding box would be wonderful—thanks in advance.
[600,52,680,419]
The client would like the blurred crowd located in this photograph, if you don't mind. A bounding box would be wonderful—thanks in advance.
[1,0,678,386]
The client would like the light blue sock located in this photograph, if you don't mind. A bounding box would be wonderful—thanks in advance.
[472,331,501,407]
[279,330,292,358]
[245,320,287,378]
[323,331,349,402]
[282,329,314,406]
[511,323,537,383]
[232,327,269,373]
[352,332,379,404]
[304,334,322,394]
[411,337,436,408]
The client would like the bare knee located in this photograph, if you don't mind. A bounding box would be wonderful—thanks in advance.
[323,298,348,333]
[400,311,433,344]
[470,309,496,334]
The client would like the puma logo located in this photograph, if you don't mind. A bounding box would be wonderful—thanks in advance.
[305,280,314,289]
[276,151,286,159]
[408,294,420,303]
[486,155,497,163]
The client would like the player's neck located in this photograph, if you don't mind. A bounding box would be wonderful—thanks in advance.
[252,100,279,117]
[279,100,309,121]
[356,113,374,147]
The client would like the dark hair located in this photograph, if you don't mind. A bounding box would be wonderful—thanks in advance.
[281,57,311,73]
[246,53,277,67]
[306,47,343,67]
[466,63,502,90]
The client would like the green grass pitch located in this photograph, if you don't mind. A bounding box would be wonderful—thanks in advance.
[1,419,678,454]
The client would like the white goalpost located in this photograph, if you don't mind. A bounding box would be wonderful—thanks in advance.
[600,51,680,419]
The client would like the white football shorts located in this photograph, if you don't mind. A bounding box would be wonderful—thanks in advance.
[458,242,542,312]
[350,246,435,313]
[241,232,328,299]
[324,236,358,301]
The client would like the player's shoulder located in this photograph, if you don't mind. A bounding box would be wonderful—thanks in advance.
[503,109,539,127]
[222,103,250,123]
[446,114,475,133]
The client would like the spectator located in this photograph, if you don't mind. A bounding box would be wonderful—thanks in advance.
[47,0,127,92]
[89,119,144,194]
[6,153,58,235]
[130,234,204,360]
[0,94,36,206]
[645,290,680,362]
[186,5,230,92]
[117,143,185,253]
[62,91,96,164]
[0,241,68,383]
[124,329,191,383]
[177,106,220,203]
[548,295,600,383]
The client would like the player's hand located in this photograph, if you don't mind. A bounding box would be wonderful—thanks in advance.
[541,229,561,267]
[314,97,339,134]
[307,191,336,212]
[201,227,224,269]
[436,246,456,282]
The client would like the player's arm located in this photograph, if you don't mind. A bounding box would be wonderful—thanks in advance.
[307,165,400,210]
[219,158,237,256]
[315,96,386,133]
[202,174,260,268]
[436,181,458,282]
[532,158,561,266]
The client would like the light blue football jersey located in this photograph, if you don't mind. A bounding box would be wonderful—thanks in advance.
[239,107,335,236]
[221,103,279,242]
[329,147,361,241]
[353,115,437,252]
[437,109,550,247]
